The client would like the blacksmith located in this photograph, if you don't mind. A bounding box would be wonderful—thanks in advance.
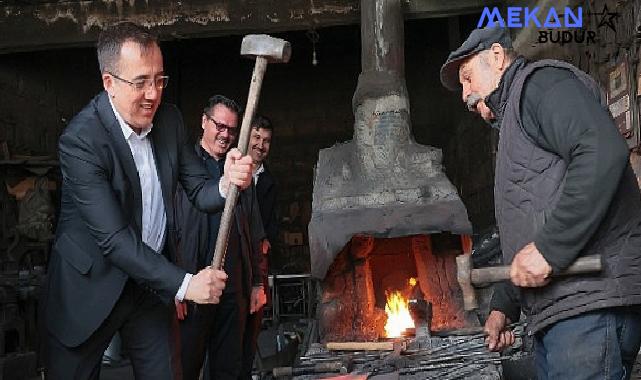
[440,26,641,378]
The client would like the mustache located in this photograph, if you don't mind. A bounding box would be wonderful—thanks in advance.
[466,93,483,112]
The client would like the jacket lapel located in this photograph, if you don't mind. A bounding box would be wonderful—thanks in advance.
[94,92,144,230]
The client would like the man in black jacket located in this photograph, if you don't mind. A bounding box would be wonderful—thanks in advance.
[173,95,266,380]
[44,23,254,380]
[241,115,278,379]
[441,27,641,378]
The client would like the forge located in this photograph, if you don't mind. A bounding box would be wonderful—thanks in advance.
[318,234,476,342]
[308,0,472,281]
[308,0,475,343]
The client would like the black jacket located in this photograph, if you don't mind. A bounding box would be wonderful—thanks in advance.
[256,165,278,245]
[46,92,225,347]
[173,143,265,298]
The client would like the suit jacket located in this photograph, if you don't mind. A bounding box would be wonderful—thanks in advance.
[173,145,265,299]
[45,91,225,348]
[256,165,278,245]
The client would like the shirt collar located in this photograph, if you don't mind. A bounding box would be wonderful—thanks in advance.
[109,97,153,140]
[255,163,265,176]
[253,163,265,184]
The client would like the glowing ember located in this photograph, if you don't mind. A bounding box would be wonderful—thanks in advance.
[384,290,415,338]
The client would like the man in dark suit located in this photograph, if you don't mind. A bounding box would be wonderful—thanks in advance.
[43,22,254,380]
[241,115,278,379]
[173,95,267,380]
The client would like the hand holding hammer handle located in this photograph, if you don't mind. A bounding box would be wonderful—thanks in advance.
[471,254,602,284]
[457,254,602,310]
[211,35,291,270]
[210,58,267,270]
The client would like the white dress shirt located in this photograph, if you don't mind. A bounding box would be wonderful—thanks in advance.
[253,163,265,185]
[110,100,191,301]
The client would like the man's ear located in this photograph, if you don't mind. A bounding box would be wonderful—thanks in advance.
[489,43,507,70]
[102,73,114,97]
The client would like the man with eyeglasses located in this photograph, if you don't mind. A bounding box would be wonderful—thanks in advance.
[173,95,267,380]
[42,22,254,380]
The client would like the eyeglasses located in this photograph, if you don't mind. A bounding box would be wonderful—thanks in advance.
[109,72,170,91]
[204,114,238,135]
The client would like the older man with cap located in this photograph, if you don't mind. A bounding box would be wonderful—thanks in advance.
[440,26,641,378]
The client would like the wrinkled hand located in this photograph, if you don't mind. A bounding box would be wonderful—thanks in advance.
[184,267,227,304]
[484,310,515,352]
[510,242,552,287]
[175,300,187,321]
[250,285,267,314]
[222,149,254,193]
[261,239,271,255]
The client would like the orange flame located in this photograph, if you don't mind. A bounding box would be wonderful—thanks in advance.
[384,290,415,338]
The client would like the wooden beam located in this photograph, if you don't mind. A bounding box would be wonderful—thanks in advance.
[0,0,491,54]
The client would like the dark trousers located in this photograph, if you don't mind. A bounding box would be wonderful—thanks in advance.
[204,291,248,380]
[45,281,176,380]
[180,291,248,380]
[535,306,641,380]
[178,303,216,380]
[240,307,264,379]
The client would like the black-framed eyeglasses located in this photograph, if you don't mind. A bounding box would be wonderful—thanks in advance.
[204,114,238,135]
[109,72,170,91]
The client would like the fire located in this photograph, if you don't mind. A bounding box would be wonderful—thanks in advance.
[384,290,415,338]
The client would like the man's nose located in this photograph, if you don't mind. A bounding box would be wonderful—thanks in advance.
[144,83,160,99]
[461,84,471,103]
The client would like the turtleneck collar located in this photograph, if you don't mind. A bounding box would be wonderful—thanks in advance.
[484,56,528,129]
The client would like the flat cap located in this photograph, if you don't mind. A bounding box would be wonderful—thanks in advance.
[440,26,512,91]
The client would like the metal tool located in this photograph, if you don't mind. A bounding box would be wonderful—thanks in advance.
[272,361,346,377]
[211,34,291,270]
[456,253,602,310]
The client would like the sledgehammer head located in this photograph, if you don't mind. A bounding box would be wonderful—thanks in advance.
[456,254,478,311]
[240,34,291,63]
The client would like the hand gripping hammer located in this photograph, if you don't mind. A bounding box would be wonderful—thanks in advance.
[456,253,602,311]
[211,35,291,270]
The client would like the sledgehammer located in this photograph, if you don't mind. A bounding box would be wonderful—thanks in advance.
[456,254,602,311]
[211,35,291,270]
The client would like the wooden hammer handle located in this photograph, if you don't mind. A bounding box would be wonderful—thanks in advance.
[211,57,268,270]
[471,254,602,284]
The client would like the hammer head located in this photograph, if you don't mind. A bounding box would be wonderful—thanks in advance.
[456,254,478,311]
[240,34,291,63]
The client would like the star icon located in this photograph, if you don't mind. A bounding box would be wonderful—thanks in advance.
[589,4,620,33]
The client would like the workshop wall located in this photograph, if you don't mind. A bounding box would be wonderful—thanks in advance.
[0,18,496,272]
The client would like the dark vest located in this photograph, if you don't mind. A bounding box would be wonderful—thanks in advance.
[495,59,641,333]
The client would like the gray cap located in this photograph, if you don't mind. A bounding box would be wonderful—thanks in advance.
[440,27,512,91]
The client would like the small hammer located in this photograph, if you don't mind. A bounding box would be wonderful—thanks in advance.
[456,254,602,310]
[211,35,291,270]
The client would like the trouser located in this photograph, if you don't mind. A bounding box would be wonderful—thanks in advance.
[178,303,216,380]
[240,307,264,379]
[535,306,641,380]
[45,280,177,380]
[203,291,248,380]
